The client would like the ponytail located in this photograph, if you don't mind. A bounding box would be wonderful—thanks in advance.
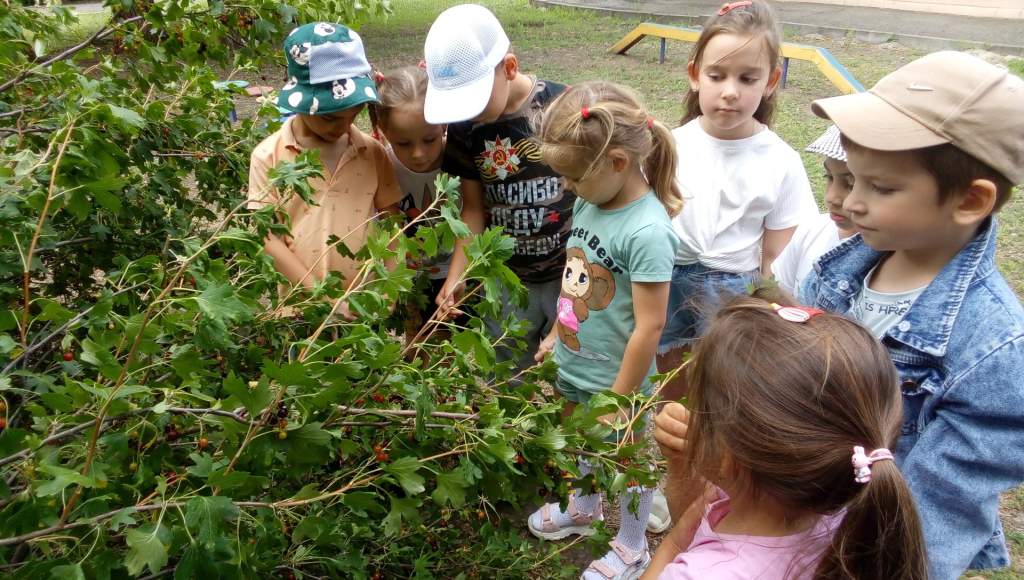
[646,118,683,217]
[814,460,927,580]
[537,81,683,216]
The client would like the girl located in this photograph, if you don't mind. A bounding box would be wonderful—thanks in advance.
[772,125,857,296]
[658,0,817,398]
[369,65,454,333]
[644,294,927,580]
[530,81,682,580]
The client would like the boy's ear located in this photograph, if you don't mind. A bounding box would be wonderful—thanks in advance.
[686,60,700,92]
[764,66,782,97]
[952,178,998,226]
[502,53,519,80]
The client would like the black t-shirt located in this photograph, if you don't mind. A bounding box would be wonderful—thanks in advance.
[442,79,573,283]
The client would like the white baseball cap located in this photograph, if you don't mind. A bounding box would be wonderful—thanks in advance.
[423,4,511,124]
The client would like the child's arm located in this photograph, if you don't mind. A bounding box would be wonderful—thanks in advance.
[263,236,316,289]
[534,326,558,362]
[640,496,706,579]
[761,226,797,277]
[597,281,669,425]
[436,179,485,311]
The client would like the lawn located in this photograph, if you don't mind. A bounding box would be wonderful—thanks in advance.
[355,1,1024,577]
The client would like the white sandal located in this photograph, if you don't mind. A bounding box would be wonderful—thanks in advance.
[528,494,603,540]
[646,488,672,533]
[583,539,651,580]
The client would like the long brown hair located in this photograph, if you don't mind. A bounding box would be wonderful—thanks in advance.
[680,292,927,580]
[680,0,782,127]
[536,81,684,217]
[368,65,428,136]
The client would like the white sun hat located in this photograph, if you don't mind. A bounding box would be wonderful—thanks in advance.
[423,4,511,124]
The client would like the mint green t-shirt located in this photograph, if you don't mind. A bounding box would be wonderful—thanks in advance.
[554,192,679,394]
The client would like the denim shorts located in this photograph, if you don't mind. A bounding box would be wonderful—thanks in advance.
[658,263,759,352]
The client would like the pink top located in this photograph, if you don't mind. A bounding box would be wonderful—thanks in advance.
[658,488,842,580]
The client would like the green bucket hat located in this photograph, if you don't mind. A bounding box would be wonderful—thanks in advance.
[278,22,380,115]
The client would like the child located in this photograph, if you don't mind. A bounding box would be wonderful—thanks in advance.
[771,125,857,296]
[528,81,682,580]
[801,51,1024,578]
[658,0,817,398]
[643,295,927,580]
[248,22,402,318]
[423,4,572,370]
[369,65,454,330]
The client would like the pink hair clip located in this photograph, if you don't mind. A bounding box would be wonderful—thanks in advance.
[416,59,427,70]
[852,446,894,484]
[373,70,385,84]
[646,116,655,129]
[769,303,825,323]
[581,106,590,120]
[718,0,752,15]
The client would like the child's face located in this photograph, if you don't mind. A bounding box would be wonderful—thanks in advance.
[688,33,779,140]
[472,56,515,123]
[382,106,445,173]
[822,157,856,235]
[548,151,626,207]
[843,146,958,253]
[300,105,365,143]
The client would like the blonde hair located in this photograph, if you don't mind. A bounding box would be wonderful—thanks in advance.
[681,0,782,127]
[368,65,428,134]
[536,81,683,217]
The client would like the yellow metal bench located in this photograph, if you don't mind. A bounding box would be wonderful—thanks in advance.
[610,22,864,94]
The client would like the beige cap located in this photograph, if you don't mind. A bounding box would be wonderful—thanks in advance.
[812,51,1024,184]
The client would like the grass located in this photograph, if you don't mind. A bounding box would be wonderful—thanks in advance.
[358,1,1024,577]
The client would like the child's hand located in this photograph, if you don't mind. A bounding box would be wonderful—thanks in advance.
[534,332,557,362]
[435,279,465,319]
[336,300,357,321]
[655,402,690,458]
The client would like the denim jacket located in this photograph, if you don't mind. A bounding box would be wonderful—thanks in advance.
[800,219,1024,579]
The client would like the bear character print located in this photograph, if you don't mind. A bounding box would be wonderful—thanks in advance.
[556,247,615,351]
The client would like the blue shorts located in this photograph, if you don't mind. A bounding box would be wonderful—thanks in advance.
[658,263,759,352]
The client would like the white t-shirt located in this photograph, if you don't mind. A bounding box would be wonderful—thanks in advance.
[771,213,844,297]
[386,147,451,280]
[671,119,817,272]
[849,267,926,338]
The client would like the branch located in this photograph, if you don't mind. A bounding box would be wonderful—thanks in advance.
[335,406,478,422]
[0,16,144,95]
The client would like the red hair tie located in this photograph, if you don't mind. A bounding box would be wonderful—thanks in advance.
[581,106,590,120]
[417,59,427,70]
[373,70,385,84]
[717,0,752,15]
[646,116,655,129]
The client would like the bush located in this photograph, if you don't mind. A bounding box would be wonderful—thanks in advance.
[0,1,657,577]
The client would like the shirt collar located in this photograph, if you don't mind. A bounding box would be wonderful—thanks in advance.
[817,219,998,357]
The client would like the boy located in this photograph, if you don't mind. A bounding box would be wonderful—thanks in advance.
[423,4,573,371]
[802,52,1024,578]
[248,22,402,319]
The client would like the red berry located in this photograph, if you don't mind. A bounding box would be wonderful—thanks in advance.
[0,417,7,430]
[198,437,209,450]
[166,430,179,442]
[63,351,74,361]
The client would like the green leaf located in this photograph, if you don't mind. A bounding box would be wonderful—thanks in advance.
[185,496,238,549]
[36,464,97,497]
[49,564,85,580]
[383,456,425,495]
[124,525,169,575]
[194,282,250,324]
[533,427,567,452]
[382,495,420,537]
[222,373,271,417]
[108,104,146,130]
[79,338,122,381]
[289,483,320,501]
[431,470,467,508]
[341,491,383,517]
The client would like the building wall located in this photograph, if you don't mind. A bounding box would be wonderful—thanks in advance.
[777,0,1024,18]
